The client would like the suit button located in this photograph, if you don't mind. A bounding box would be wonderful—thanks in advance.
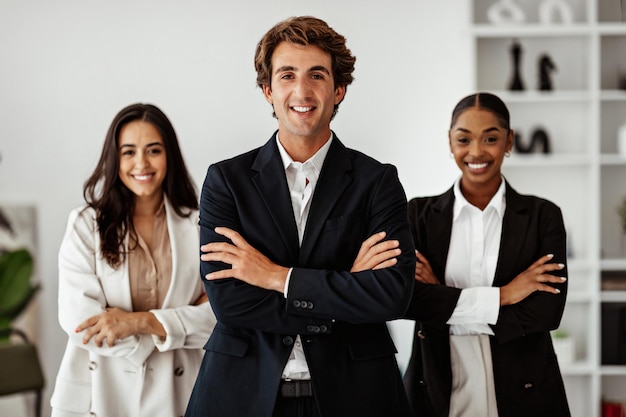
[418,380,427,387]
[524,383,533,389]
[307,325,320,333]
[174,367,184,377]
[417,330,427,340]
[306,302,314,309]
[88,361,97,371]
[293,300,301,308]
[282,336,294,346]
[320,325,328,333]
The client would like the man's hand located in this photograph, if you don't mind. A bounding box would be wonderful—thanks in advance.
[201,227,289,293]
[500,254,567,306]
[350,231,400,272]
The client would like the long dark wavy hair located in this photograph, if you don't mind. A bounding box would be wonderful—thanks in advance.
[83,103,198,268]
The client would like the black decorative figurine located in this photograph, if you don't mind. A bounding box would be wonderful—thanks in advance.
[508,39,525,91]
[514,128,551,154]
[538,54,557,91]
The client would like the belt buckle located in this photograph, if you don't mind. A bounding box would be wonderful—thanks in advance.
[281,379,312,397]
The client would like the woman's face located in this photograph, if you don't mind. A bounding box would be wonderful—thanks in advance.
[117,120,167,200]
[449,107,513,190]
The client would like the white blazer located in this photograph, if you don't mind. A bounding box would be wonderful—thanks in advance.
[51,197,215,417]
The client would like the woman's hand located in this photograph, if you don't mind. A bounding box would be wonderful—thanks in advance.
[415,251,439,284]
[350,231,401,272]
[75,307,165,347]
[500,254,567,306]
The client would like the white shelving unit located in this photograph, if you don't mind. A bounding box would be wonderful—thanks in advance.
[471,1,626,416]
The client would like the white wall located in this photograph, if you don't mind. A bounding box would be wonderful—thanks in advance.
[0,1,472,415]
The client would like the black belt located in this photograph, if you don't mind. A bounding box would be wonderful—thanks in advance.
[280,379,313,397]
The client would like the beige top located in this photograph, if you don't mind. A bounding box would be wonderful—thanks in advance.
[128,202,172,312]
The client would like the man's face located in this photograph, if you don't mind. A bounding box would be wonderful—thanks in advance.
[263,42,345,147]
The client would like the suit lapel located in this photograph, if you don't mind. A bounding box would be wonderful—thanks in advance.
[299,138,352,260]
[251,136,300,261]
[494,181,531,286]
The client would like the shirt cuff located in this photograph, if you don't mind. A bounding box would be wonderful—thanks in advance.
[451,286,500,325]
[284,267,294,298]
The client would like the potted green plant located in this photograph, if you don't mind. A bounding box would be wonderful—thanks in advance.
[551,329,574,365]
[0,248,38,343]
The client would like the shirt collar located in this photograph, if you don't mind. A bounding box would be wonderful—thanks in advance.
[452,176,506,221]
[276,133,333,181]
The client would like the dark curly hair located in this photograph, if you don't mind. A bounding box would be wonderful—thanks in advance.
[83,103,198,268]
[254,16,356,119]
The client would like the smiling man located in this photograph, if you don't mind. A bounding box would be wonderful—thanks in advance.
[184,16,415,417]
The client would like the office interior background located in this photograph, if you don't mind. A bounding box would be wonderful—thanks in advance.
[3,0,625,416]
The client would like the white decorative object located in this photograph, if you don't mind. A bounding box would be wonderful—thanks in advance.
[487,0,526,24]
[618,122,626,158]
[551,332,575,365]
[539,0,574,24]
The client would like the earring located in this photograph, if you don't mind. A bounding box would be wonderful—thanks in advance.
[505,150,511,157]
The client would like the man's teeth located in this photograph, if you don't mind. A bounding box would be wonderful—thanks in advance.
[468,162,488,169]
[293,106,313,113]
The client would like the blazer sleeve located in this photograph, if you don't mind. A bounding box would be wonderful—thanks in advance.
[491,201,568,344]
[403,196,462,327]
[57,207,154,367]
[151,302,214,351]
[286,164,415,323]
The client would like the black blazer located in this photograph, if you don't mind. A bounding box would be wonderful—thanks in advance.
[185,133,415,417]
[403,181,571,417]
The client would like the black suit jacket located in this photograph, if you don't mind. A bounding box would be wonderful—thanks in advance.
[185,133,415,417]
[403,181,570,417]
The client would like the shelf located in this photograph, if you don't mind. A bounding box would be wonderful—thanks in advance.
[601,154,626,165]
[601,365,626,376]
[601,259,626,270]
[471,24,591,37]
[488,90,592,103]
[471,1,623,414]
[506,154,591,167]
[601,291,626,302]
[600,90,626,101]
[598,24,626,35]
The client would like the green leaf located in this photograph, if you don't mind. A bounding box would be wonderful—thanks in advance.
[0,249,36,321]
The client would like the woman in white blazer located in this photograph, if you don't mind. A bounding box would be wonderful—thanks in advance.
[51,103,216,417]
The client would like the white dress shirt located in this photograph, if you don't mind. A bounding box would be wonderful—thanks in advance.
[276,133,333,380]
[445,177,505,335]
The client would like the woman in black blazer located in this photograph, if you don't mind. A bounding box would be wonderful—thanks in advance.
[400,92,571,417]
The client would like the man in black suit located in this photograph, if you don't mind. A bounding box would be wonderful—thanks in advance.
[185,16,414,417]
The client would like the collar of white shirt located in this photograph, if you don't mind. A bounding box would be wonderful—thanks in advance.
[276,133,333,183]
[452,176,507,222]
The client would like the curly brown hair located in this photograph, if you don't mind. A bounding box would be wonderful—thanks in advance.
[254,16,356,117]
